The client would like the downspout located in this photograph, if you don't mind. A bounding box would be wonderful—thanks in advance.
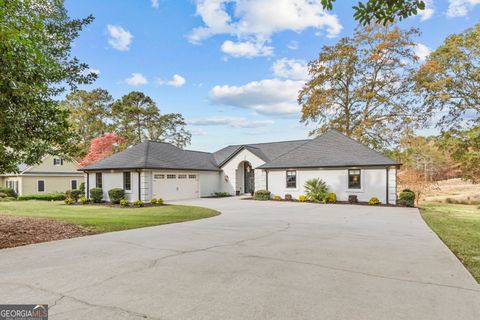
[85,172,89,199]
[386,168,389,205]
[137,170,141,201]
[266,170,269,191]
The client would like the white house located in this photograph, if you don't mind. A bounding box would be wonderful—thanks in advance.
[80,130,400,204]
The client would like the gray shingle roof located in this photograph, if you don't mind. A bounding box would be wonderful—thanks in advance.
[80,141,219,171]
[80,131,398,172]
[259,130,399,169]
[213,139,310,166]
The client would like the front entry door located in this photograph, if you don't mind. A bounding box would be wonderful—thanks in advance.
[244,163,255,194]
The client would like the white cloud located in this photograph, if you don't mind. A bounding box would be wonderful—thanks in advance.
[210,78,304,115]
[447,0,480,17]
[190,128,208,136]
[418,0,434,21]
[157,74,186,87]
[188,0,342,56]
[188,116,274,128]
[151,0,159,8]
[125,73,148,86]
[107,25,133,51]
[414,43,431,62]
[221,40,273,57]
[272,58,308,80]
[287,41,299,50]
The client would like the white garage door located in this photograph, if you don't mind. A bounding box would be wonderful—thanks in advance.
[152,172,199,201]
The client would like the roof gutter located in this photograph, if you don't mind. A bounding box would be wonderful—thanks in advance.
[258,164,401,170]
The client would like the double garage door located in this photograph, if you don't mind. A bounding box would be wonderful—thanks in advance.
[152,172,199,201]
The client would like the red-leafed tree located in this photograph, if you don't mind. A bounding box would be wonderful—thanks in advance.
[80,133,127,167]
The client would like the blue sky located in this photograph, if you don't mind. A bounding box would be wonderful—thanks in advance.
[66,0,480,152]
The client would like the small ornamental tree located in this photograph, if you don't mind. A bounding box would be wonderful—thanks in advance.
[80,133,127,167]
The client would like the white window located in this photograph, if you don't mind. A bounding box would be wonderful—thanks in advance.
[178,174,187,179]
[286,170,297,188]
[154,174,165,179]
[71,180,77,190]
[37,180,45,192]
[167,174,176,179]
[348,169,361,189]
[123,172,131,191]
[189,175,197,179]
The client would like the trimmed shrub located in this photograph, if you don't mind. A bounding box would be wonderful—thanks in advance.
[66,189,82,201]
[90,188,103,203]
[0,187,17,198]
[254,189,271,201]
[369,197,380,205]
[304,178,328,202]
[150,198,158,205]
[120,199,129,207]
[0,197,16,202]
[326,192,337,203]
[79,197,89,204]
[108,188,125,204]
[0,192,7,198]
[214,192,230,197]
[19,193,66,201]
[79,182,85,194]
[298,195,307,202]
[71,189,82,201]
[273,195,282,201]
[284,194,293,201]
[64,198,74,205]
[399,189,415,207]
[132,200,144,207]
[157,198,164,205]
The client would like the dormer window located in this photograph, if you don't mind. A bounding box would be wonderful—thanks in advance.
[53,158,63,166]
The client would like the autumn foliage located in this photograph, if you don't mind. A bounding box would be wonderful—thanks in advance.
[80,133,127,167]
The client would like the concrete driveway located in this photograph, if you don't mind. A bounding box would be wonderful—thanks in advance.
[0,198,479,319]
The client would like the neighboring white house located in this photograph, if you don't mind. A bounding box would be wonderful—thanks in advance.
[0,155,83,196]
[80,130,400,204]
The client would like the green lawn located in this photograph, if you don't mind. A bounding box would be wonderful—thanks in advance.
[420,202,480,283]
[0,201,220,233]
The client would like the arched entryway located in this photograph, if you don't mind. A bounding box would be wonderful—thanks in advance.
[236,161,255,195]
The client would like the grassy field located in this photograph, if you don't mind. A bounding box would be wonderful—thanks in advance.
[420,202,480,283]
[0,201,220,233]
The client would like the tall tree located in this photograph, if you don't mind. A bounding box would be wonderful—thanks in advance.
[80,133,127,167]
[299,24,425,150]
[437,126,480,183]
[111,92,191,148]
[415,22,480,128]
[61,89,113,156]
[0,0,95,173]
[321,0,426,25]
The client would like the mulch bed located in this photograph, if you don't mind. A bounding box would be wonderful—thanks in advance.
[0,215,93,249]
[242,197,397,207]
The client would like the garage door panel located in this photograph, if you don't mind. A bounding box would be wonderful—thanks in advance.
[152,172,199,200]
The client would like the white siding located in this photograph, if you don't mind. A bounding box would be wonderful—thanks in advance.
[218,149,266,195]
[267,168,390,203]
[199,171,221,197]
[388,168,397,205]
[141,171,152,202]
[86,170,139,202]
[255,169,267,191]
